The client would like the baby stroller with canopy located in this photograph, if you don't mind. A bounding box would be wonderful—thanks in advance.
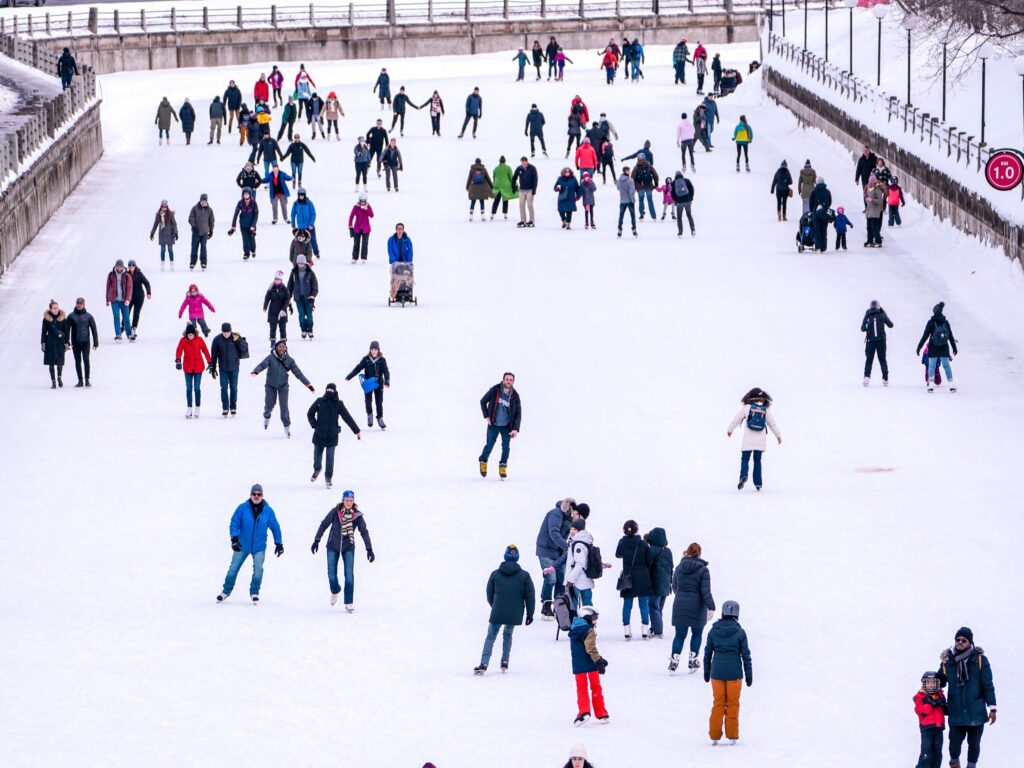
[388,262,417,306]
[796,211,815,252]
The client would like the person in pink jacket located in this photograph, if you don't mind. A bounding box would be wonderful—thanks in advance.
[268,66,284,107]
[348,193,374,263]
[656,181,675,220]
[178,283,216,337]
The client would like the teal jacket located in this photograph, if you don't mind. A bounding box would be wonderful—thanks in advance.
[703,617,752,684]
[732,122,753,144]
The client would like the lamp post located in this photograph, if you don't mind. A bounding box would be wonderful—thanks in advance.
[804,0,808,50]
[844,0,856,74]
[782,0,785,37]
[872,3,888,88]
[769,0,774,32]
[825,0,830,62]
[1014,55,1024,149]
[901,14,915,106]
[979,41,994,145]
[942,42,947,121]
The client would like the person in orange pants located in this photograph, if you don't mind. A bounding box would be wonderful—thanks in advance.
[569,606,609,726]
[703,599,752,744]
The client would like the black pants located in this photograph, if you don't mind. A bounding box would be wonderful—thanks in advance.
[355,163,368,185]
[948,724,983,765]
[600,159,615,183]
[327,119,339,136]
[736,143,749,163]
[241,228,256,256]
[697,72,705,92]
[584,206,595,227]
[269,317,287,342]
[48,363,64,383]
[529,131,546,153]
[548,60,557,79]
[836,232,847,249]
[72,341,91,382]
[866,217,882,245]
[369,148,383,174]
[559,210,573,224]
[277,119,294,141]
[352,232,369,261]
[491,194,509,215]
[272,87,282,106]
[430,114,442,135]
[567,134,580,154]
[916,727,943,768]
[864,339,888,380]
[130,297,145,331]
[297,98,308,118]
[776,192,788,216]
[391,111,405,132]
[364,388,384,417]
[618,203,636,231]
[460,114,479,136]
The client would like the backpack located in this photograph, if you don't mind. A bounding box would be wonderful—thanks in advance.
[232,333,250,359]
[472,169,485,185]
[571,102,584,117]
[635,165,652,186]
[552,592,575,635]
[673,176,688,198]
[746,402,767,431]
[930,321,949,347]
[576,541,604,580]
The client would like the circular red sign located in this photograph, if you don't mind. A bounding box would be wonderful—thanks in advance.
[985,150,1024,191]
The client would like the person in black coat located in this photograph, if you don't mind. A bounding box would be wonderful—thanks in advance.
[646,528,673,639]
[670,543,716,672]
[263,271,292,346]
[66,297,98,387]
[478,372,521,478]
[310,490,374,609]
[770,160,793,220]
[254,135,284,175]
[126,260,152,340]
[916,301,958,392]
[306,382,361,487]
[524,104,547,157]
[210,322,242,416]
[512,158,539,227]
[474,544,536,674]
[223,81,243,132]
[236,162,262,191]
[811,204,835,252]
[179,98,196,144]
[854,145,877,195]
[861,299,893,386]
[57,47,78,90]
[345,340,390,429]
[41,300,69,388]
[615,520,654,639]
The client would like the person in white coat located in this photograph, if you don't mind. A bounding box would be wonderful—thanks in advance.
[726,387,782,491]
[564,518,596,609]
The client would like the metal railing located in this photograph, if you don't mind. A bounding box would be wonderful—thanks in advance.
[1,0,767,38]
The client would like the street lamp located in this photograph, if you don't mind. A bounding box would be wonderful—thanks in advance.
[872,3,889,88]
[979,41,994,145]
[825,0,830,62]
[804,0,808,50]
[1014,55,1024,149]
[782,0,786,38]
[901,14,915,106]
[769,0,774,33]
[844,0,856,73]
[942,42,947,121]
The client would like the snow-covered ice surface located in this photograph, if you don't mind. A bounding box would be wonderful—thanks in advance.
[2,45,1022,767]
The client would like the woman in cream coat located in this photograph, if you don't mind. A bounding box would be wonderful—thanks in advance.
[726,387,781,491]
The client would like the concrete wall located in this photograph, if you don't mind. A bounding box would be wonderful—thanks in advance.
[0,103,104,277]
[47,13,760,75]
[762,67,1023,270]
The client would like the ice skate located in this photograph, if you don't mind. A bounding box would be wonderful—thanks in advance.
[344,605,354,613]
[573,713,591,727]
[863,377,870,387]
[194,407,200,419]
[473,665,487,676]
[330,594,338,605]
[185,407,193,419]
[367,414,374,428]
[641,624,651,640]
[216,592,229,602]
[688,652,700,672]
[669,654,680,672]
[738,476,747,490]
[251,595,259,605]
[311,469,320,482]
[376,417,386,430]
[624,625,632,641]
[479,461,488,477]
[284,425,291,438]
[500,661,508,673]
[264,417,270,429]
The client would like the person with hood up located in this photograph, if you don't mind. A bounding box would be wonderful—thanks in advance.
[798,160,817,215]
[458,87,484,139]
[41,300,69,389]
[294,64,316,118]
[808,176,832,211]
[262,163,292,225]
[627,38,645,80]
[155,97,179,145]
[237,102,254,147]
[150,200,178,269]
[466,158,494,221]
[916,302,958,393]
[209,322,242,417]
[187,194,215,271]
[310,490,374,611]
[178,283,216,337]
[616,166,638,238]
[324,92,344,140]
[178,98,196,144]
[57,47,78,90]
[563,743,595,768]
[348,193,374,261]
[269,66,284,106]
[937,627,997,768]
[622,139,654,165]
[208,96,225,144]
[554,167,581,230]
[474,544,536,675]
[566,110,584,157]
[223,79,242,132]
[264,270,292,347]
[381,138,404,192]
[215,484,283,605]
[861,299,893,387]
[126,260,151,340]
[254,73,270,104]
[615,519,654,640]
[670,170,695,237]
[677,112,697,173]
[704,600,753,744]
[423,90,445,136]
[306,91,326,139]
[67,297,98,387]
[175,323,211,418]
[630,158,659,221]
[569,606,609,726]
[277,96,298,141]
[535,498,574,616]
[646,528,673,639]
[490,155,518,220]
[105,259,133,341]
[353,136,371,192]
[287,254,319,340]
[726,387,782,491]
[289,187,319,257]
[669,542,715,672]
[600,46,618,84]
[306,383,361,489]
[284,133,316,190]
[770,160,793,221]
[373,68,392,108]
[580,172,597,230]
[564,517,596,608]
[252,339,315,436]
[229,187,259,261]
[524,104,547,158]
[345,340,390,429]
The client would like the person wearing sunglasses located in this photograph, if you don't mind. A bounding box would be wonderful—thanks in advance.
[217,484,283,605]
[938,627,997,768]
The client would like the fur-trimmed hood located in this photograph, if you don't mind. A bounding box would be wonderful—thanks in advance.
[44,309,66,321]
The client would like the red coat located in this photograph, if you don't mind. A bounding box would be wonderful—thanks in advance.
[601,51,618,69]
[914,691,946,729]
[105,269,133,304]
[570,97,589,126]
[254,80,269,102]
[574,143,598,170]
[175,335,211,374]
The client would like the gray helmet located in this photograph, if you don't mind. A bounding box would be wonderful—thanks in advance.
[721,600,740,618]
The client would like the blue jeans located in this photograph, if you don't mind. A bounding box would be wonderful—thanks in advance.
[159,243,175,262]
[671,623,706,655]
[888,204,902,226]
[327,548,356,602]
[219,368,239,410]
[263,159,273,176]
[479,424,511,464]
[291,160,304,184]
[538,555,565,602]
[927,357,953,383]
[622,595,650,625]
[184,371,203,407]
[61,72,73,90]
[570,587,593,609]
[295,297,313,333]
[480,622,514,666]
[313,444,335,480]
[649,594,667,635]
[740,450,762,487]
[222,549,265,596]
[674,60,686,83]
[638,188,655,218]
[111,301,130,336]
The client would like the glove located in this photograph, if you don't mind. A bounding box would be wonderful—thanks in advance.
[542,566,555,576]
[307,384,315,392]
[274,543,284,557]
[209,366,218,379]
[228,228,236,236]
[174,235,179,242]
[175,360,182,370]
[595,658,608,675]
[349,227,355,238]
[989,708,997,724]
[746,678,752,687]
[309,298,315,310]
[940,649,951,663]
[704,672,711,683]
[288,304,294,315]
[367,550,375,563]
[311,541,319,554]
[150,235,154,241]
[231,536,241,552]
[525,616,534,626]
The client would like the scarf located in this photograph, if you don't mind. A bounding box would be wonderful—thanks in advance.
[338,505,360,545]
[953,644,974,685]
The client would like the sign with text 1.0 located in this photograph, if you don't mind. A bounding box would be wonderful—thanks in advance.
[985,150,1024,192]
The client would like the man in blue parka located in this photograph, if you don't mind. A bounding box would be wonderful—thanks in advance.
[387,223,414,263]
[289,188,319,259]
[938,627,997,768]
[217,484,283,604]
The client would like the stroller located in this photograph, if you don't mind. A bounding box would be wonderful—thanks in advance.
[388,262,417,306]
[718,68,743,97]
[796,212,815,252]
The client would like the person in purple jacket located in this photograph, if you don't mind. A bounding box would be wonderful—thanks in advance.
[347,193,374,263]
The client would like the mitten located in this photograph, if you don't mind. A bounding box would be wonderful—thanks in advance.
[41,343,46,353]
[175,360,183,370]
[231,536,241,552]
[542,566,554,575]
[349,227,355,238]
[595,658,608,674]
[311,542,319,554]
[274,543,284,557]
[367,550,375,563]
[228,228,236,236]
[288,304,294,315]
[309,298,315,310]
[307,384,315,392]
[525,616,534,626]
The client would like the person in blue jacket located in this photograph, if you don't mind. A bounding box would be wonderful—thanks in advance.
[373,68,392,108]
[216,484,283,604]
[703,600,753,744]
[833,206,853,250]
[387,223,413,263]
[937,627,997,768]
[458,87,484,139]
[262,163,292,224]
[702,94,719,146]
[289,188,319,259]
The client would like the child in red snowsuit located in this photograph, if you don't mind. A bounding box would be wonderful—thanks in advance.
[914,672,947,768]
[568,607,608,726]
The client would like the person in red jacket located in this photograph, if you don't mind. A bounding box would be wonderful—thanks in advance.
[570,95,589,126]
[175,324,212,419]
[254,73,270,104]
[574,138,598,183]
[914,671,947,768]
[600,48,618,84]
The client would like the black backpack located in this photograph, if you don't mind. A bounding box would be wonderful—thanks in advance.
[578,541,604,580]
[233,333,250,359]
[635,166,652,186]
[930,321,949,348]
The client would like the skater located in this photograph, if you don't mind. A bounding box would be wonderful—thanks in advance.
[513,49,529,81]
[179,98,196,145]
[570,95,589,126]
[616,167,638,237]
[656,177,675,222]
[254,133,284,176]
[770,160,793,221]
[887,176,907,226]
[574,137,598,182]
[646,528,672,639]
[252,340,315,436]
[732,115,752,172]
[284,133,316,189]
[915,672,948,768]
[216,484,283,604]
[861,299,893,386]
[269,65,284,106]
[532,40,544,80]
[306,91,325,139]
[596,112,619,143]
[580,172,597,230]
[277,96,298,141]
[669,543,715,672]
[235,161,262,192]
[937,627,997,768]
[811,204,835,252]
[615,520,653,640]
[695,53,707,95]
[458,87,483,139]
[600,46,618,84]
[387,222,414,263]
[673,38,690,84]
[669,171,695,236]
[381,138,404,192]
[565,743,595,768]
[798,160,817,215]
[353,136,371,190]
[491,156,517,220]
[726,387,782,491]
[175,324,211,418]
[704,600,753,744]
[310,490,374,610]
[390,86,418,136]
[546,37,560,80]
[564,516,597,608]
[262,163,291,225]
[67,297,98,387]
[854,145,877,198]
[348,193,374,261]
[423,90,445,136]
[373,68,392,108]
[677,112,696,172]
[57,47,78,90]
[864,176,885,247]
[237,102,253,147]
[569,607,609,726]
[365,120,389,179]
[466,158,493,220]
[126,260,151,340]
[264,271,291,346]
[289,187,319,258]
[223,80,242,133]
[834,206,853,249]
[104,259,133,341]
[525,104,547,157]
[513,156,538,227]
[916,302,958,392]
[287,255,319,340]
[536,498,574,616]
[622,139,654,165]
[254,73,270,105]
[630,158,658,220]
[598,139,616,185]
[693,103,711,152]
[628,38,644,80]
[295,64,315,118]
[210,322,242,417]
[474,544,536,675]
[178,283,216,337]
[566,110,583,157]
[150,200,178,267]
[41,300,69,389]
[712,52,723,93]
[155,97,179,145]
[324,92,344,139]
[208,96,225,144]
[478,372,520,479]
[229,187,259,261]
[289,228,312,266]
[187,193,215,270]
[555,47,573,80]
[554,167,581,229]
[345,340,390,429]
[306,383,361,488]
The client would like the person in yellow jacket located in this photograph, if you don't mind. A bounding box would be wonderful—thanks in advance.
[732,115,753,173]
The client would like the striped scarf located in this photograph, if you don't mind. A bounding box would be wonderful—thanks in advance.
[337,505,359,545]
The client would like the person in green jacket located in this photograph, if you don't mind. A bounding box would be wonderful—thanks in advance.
[703,600,752,744]
[277,96,298,142]
[732,114,753,173]
[491,155,519,220]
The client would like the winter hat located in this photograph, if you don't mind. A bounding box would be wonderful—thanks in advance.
[274,270,284,281]
[250,483,263,495]
[868,174,878,184]
[575,503,590,519]
[185,324,197,336]
[531,103,537,108]
[275,339,287,349]
[837,206,845,215]
[804,159,812,168]
[582,172,590,180]
[114,259,125,268]
[188,283,198,292]
[955,626,973,643]
[815,176,824,184]
[571,518,586,532]
[369,340,380,350]
[297,187,306,195]
[329,91,337,98]
[296,254,308,266]
[504,544,520,562]
[934,301,946,315]
[342,490,355,500]
[160,199,169,206]
[780,160,788,168]
[869,299,879,309]
[359,193,368,202]
[127,259,137,267]
[221,322,232,332]
[325,382,337,392]
[242,187,252,196]
[200,193,208,201]
[582,137,591,144]
[570,743,588,759]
